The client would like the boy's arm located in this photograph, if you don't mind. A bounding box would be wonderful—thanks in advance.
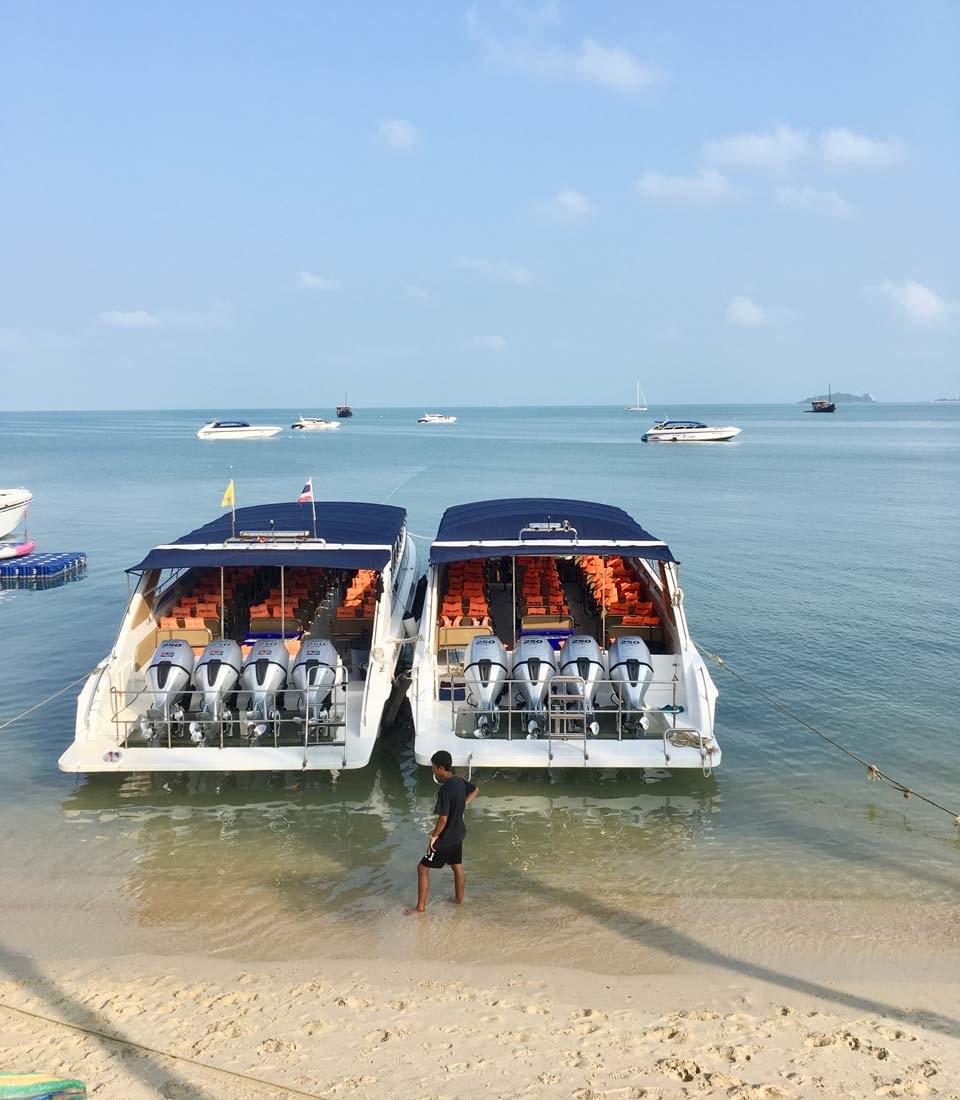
[429,815,448,849]
[465,785,479,806]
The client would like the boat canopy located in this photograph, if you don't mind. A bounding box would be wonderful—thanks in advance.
[429,498,675,565]
[655,420,707,429]
[128,502,407,572]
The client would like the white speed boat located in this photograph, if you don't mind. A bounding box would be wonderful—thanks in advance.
[197,420,283,440]
[0,488,32,539]
[407,498,720,772]
[417,412,457,424]
[642,420,741,442]
[291,416,342,431]
[61,501,418,773]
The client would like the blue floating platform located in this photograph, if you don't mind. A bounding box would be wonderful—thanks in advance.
[0,551,87,581]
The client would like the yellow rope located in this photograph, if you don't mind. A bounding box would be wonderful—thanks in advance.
[0,1000,324,1099]
[695,642,960,829]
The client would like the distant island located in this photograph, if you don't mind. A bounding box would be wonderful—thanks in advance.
[798,392,876,404]
[935,397,960,402]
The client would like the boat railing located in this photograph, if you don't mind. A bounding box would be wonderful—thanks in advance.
[106,673,350,760]
[444,673,693,748]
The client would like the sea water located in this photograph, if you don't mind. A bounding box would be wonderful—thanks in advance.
[0,404,958,974]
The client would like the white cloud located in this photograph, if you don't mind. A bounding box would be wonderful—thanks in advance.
[99,309,159,328]
[727,296,767,327]
[541,188,594,219]
[378,119,419,150]
[872,280,953,324]
[636,168,735,203]
[820,128,903,165]
[776,185,853,218]
[404,282,431,303]
[457,257,534,285]
[704,126,810,171]
[297,271,340,291]
[474,334,507,352]
[467,10,661,92]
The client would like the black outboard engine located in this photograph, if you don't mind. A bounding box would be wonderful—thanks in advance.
[608,636,654,735]
[141,640,195,741]
[463,635,509,738]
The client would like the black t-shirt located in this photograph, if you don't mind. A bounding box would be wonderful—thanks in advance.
[434,775,477,845]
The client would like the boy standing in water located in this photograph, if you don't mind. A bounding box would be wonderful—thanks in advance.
[414,751,479,912]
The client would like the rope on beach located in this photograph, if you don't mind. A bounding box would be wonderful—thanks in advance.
[0,1000,325,1099]
[0,673,92,733]
[695,642,960,830]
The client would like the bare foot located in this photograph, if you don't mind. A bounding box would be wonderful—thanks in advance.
[405,906,427,915]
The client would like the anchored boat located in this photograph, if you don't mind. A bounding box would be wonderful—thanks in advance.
[641,420,741,442]
[291,416,342,431]
[417,412,458,424]
[407,498,720,771]
[61,502,418,773]
[196,420,283,439]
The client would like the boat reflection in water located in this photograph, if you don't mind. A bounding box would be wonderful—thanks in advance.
[58,738,719,967]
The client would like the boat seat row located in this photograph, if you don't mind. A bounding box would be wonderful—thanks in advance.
[440,560,491,628]
[516,556,570,619]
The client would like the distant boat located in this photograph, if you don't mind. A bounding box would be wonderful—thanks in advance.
[197,420,282,439]
[807,385,836,414]
[624,381,648,412]
[336,393,353,418]
[418,412,457,425]
[291,416,341,431]
[642,420,742,443]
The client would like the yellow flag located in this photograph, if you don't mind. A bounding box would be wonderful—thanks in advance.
[221,479,235,509]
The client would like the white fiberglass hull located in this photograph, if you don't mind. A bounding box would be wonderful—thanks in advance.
[643,426,741,442]
[292,419,341,431]
[197,426,283,439]
[0,489,32,539]
[61,534,418,774]
[418,415,457,424]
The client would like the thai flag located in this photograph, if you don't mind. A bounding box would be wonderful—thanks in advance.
[297,477,314,504]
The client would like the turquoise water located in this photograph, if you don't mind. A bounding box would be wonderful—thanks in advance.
[1,405,958,970]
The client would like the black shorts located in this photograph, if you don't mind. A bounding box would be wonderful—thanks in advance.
[420,843,463,869]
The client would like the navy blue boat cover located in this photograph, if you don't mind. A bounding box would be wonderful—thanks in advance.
[129,502,407,572]
[429,498,675,564]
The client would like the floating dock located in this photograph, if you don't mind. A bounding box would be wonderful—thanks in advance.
[0,551,87,582]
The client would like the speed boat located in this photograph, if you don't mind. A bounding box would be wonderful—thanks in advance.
[196,421,283,439]
[61,501,418,773]
[291,416,342,431]
[407,498,720,771]
[641,420,741,442]
[0,488,32,539]
[417,413,457,424]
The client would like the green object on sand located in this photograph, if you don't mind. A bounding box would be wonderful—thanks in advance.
[0,1076,86,1099]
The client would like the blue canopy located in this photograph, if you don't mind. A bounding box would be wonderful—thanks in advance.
[429,498,675,564]
[129,502,407,572]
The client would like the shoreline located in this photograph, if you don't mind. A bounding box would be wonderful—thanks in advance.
[2,951,958,1098]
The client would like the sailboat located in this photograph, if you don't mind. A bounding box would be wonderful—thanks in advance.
[807,385,836,414]
[624,381,648,412]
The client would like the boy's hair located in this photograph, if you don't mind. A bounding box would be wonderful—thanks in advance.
[430,750,453,770]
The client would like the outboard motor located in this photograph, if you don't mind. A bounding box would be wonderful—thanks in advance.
[189,639,242,743]
[291,638,340,718]
[512,635,557,737]
[142,640,195,741]
[608,636,654,734]
[463,635,509,738]
[241,638,289,740]
[559,635,606,728]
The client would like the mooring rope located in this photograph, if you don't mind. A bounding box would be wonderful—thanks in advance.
[0,1000,324,1099]
[0,673,92,733]
[695,642,960,829]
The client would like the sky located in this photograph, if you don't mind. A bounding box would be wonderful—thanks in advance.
[1,1,958,409]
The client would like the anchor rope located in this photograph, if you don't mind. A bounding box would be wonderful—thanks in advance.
[0,672,93,732]
[694,642,960,829]
[0,999,324,1098]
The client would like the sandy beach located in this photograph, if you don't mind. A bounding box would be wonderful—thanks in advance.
[2,950,958,1099]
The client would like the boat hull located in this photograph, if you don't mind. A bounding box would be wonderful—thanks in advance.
[642,427,741,442]
[0,489,32,539]
[197,426,282,439]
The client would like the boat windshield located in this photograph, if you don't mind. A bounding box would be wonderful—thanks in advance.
[213,421,251,428]
[657,421,706,429]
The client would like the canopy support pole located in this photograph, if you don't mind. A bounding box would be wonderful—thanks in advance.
[220,566,224,639]
[601,556,607,648]
[281,565,286,641]
[511,557,517,648]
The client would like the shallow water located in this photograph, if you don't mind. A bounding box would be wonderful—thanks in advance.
[1,404,958,971]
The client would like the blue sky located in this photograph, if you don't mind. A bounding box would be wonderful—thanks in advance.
[1,1,957,408]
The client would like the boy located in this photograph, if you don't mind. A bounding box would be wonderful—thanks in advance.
[414,751,479,912]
